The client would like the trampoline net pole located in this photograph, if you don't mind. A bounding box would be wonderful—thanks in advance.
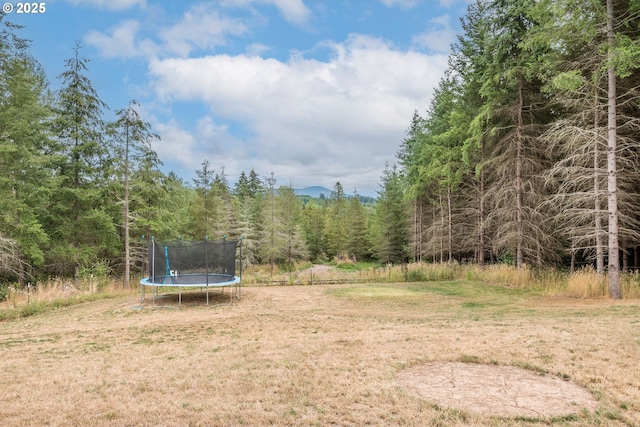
[205,237,209,305]
[238,239,242,300]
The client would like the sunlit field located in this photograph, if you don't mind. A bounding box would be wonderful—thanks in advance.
[1,264,640,426]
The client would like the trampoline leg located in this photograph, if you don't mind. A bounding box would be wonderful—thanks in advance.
[179,288,182,307]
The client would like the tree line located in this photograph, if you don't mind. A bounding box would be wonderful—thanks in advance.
[0,16,408,287]
[396,0,640,298]
[4,0,639,300]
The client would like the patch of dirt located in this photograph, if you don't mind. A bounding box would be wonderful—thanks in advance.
[397,362,598,418]
[298,264,336,274]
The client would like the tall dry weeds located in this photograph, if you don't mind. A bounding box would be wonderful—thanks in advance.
[2,277,135,310]
[241,262,640,299]
[566,267,607,298]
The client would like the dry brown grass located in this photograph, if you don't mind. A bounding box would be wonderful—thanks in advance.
[3,278,130,304]
[242,263,640,299]
[1,279,640,426]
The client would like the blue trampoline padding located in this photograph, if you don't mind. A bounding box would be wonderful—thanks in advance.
[140,274,241,288]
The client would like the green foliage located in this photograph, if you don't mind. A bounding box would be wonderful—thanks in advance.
[6,0,640,280]
[78,259,111,291]
[372,164,408,264]
[551,70,585,92]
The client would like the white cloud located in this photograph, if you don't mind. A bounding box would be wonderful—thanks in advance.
[378,0,421,9]
[379,0,472,9]
[145,109,249,183]
[87,5,249,59]
[159,5,248,57]
[438,0,474,7]
[64,0,146,10]
[85,20,153,59]
[412,14,457,53]
[148,34,448,192]
[152,119,199,169]
[245,43,271,56]
[267,0,311,24]
[221,0,311,25]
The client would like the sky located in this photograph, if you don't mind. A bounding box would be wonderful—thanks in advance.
[7,0,470,196]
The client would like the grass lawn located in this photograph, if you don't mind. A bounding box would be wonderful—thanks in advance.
[1,280,639,426]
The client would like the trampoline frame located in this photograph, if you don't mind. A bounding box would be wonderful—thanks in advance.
[139,237,243,308]
[140,274,241,307]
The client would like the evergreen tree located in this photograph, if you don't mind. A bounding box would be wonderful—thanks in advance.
[419,76,467,262]
[450,2,492,265]
[47,41,116,278]
[234,169,263,266]
[325,182,348,259]
[259,173,285,274]
[473,0,557,267]
[211,166,240,239]
[373,164,408,264]
[278,184,308,268]
[346,192,370,261]
[301,200,327,261]
[0,17,52,283]
[397,111,427,262]
[192,160,215,238]
[110,100,159,286]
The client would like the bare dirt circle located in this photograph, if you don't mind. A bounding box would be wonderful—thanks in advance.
[397,362,598,418]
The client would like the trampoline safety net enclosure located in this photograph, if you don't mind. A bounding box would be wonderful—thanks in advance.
[140,238,242,306]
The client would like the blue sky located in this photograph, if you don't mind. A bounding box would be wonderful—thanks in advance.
[7,0,470,196]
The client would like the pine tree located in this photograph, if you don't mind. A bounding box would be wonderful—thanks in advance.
[0,17,51,283]
[325,182,348,259]
[346,192,370,261]
[278,185,308,268]
[301,200,327,261]
[234,169,263,266]
[397,111,427,262]
[260,173,284,274]
[373,164,408,264]
[192,160,215,238]
[47,41,117,279]
[473,0,557,267]
[111,100,159,287]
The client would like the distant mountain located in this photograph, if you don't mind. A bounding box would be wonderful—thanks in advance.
[294,186,377,204]
[294,186,332,198]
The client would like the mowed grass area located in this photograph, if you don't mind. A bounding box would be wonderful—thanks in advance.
[1,280,640,426]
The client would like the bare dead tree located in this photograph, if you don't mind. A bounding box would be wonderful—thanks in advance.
[0,236,31,285]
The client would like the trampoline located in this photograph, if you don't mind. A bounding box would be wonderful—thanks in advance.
[140,237,242,307]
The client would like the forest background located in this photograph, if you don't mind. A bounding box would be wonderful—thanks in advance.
[2,0,640,299]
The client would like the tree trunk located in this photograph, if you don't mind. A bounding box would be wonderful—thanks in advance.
[516,75,524,269]
[594,88,605,274]
[432,208,437,263]
[413,197,422,262]
[447,186,453,262]
[417,197,423,262]
[439,192,445,263]
[570,242,576,273]
[478,144,485,266]
[606,0,621,298]
[124,122,130,288]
